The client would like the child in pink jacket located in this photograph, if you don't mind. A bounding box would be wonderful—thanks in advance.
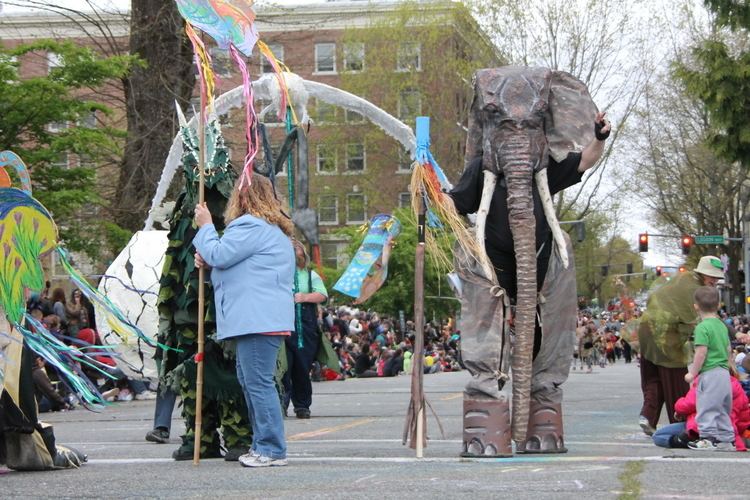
[674,372,750,451]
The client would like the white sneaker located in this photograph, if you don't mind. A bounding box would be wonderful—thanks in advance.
[688,439,717,451]
[715,441,736,452]
[135,391,157,401]
[240,455,288,467]
[638,416,655,436]
[117,389,133,402]
[238,450,260,464]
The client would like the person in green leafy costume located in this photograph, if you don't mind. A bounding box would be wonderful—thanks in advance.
[636,255,724,436]
[154,116,252,461]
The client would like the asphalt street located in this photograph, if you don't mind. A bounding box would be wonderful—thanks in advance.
[2,361,747,499]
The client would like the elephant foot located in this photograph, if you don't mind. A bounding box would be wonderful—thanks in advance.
[516,400,567,454]
[461,397,513,458]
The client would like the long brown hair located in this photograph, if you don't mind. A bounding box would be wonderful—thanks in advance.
[223,175,294,236]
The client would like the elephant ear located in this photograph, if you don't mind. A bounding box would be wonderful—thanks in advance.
[545,71,598,163]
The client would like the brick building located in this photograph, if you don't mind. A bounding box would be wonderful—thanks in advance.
[0,1,500,272]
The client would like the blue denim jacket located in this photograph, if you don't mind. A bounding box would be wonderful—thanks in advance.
[193,214,295,339]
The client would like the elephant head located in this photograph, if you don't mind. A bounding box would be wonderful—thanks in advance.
[465,66,596,442]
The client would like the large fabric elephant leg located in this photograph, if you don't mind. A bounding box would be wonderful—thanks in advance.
[455,246,512,457]
[517,234,576,454]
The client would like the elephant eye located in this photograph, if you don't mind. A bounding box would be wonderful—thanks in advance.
[483,104,501,115]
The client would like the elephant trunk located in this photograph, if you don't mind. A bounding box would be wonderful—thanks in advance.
[499,146,537,444]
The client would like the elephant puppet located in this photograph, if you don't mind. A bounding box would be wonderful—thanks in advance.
[450,66,608,456]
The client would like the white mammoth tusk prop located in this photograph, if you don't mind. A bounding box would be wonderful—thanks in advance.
[535,169,569,268]
[474,171,498,281]
[144,73,417,230]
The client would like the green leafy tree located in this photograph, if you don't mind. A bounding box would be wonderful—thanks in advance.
[674,1,750,167]
[0,40,135,258]
[325,208,457,320]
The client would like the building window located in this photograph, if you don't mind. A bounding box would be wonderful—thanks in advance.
[50,152,69,169]
[316,144,337,174]
[47,52,63,73]
[261,43,284,74]
[399,192,412,208]
[47,121,68,133]
[78,154,95,168]
[346,109,364,123]
[318,195,338,225]
[398,89,421,123]
[208,47,231,77]
[346,193,366,224]
[315,43,336,73]
[315,99,337,123]
[397,150,412,172]
[78,111,97,129]
[321,242,340,269]
[345,143,365,172]
[343,42,364,72]
[397,42,421,71]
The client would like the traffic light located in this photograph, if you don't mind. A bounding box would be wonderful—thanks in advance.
[681,235,693,255]
[656,266,662,277]
[601,265,609,277]
[679,266,686,273]
[627,263,633,274]
[575,221,586,242]
[638,233,648,252]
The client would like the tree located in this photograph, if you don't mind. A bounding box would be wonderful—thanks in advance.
[0,40,134,257]
[115,1,194,231]
[631,67,749,309]
[325,208,457,320]
[673,0,750,168]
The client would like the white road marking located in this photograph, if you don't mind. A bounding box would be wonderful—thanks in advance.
[87,455,750,465]
[354,474,377,483]
[574,480,584,489]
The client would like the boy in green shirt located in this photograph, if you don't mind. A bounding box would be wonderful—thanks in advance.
[684,286,734,451]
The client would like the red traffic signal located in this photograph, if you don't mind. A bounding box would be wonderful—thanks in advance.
[679,266,686,273]
[681,235,693,255]
[656,266,662,277]
[638,233,648,252]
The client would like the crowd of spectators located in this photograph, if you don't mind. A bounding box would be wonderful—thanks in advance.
[25,286,156,412]
[314,306,462,381]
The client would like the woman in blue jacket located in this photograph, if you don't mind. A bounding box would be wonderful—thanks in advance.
[193,175,295,468]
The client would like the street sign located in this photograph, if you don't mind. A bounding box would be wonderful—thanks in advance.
[694,235,724,245]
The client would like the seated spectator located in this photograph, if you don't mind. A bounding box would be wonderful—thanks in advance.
[76,328,156,401]
[32,356,71,413]
[384,348,404,377]
[354,343,377,378]
[652,368,750,450]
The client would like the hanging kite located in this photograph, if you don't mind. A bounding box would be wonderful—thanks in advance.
[0,150,161,407]
[175,0,292,187]
[333,214,401,304]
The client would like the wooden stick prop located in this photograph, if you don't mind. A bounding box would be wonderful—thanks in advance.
[403,117,431,456]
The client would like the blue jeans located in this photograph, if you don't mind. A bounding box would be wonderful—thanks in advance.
[652,422,687,448]
[153,384,177,433]
[236,334,286,459]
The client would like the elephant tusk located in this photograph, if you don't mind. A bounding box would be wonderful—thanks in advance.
[535,169,569,269]
[475,171,497,281]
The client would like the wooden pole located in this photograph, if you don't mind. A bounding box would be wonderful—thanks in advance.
[414,195,426,458]
[193,70,207,466]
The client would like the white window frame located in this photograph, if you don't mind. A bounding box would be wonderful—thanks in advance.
[346,193,367,224]
[315,98,337,124]
[316,144,337,175]
[343,42,364,72]
[209,47,232,77]
[399,192,412,209]
[320,241,341,269]
[314,42,336,74]
[261,43,284,74]
[398,89,422,122]
[345,108,365,124]
[318,194,338,225]
[78,111,97,129]
[51,152,69,169]
[47,52,63,74]
[397,42,421,72]
[47,120,68,133]
[345,143,366,173]
[397,150,413,173]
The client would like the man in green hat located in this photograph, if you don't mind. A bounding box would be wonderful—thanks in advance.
[637,255,725,436]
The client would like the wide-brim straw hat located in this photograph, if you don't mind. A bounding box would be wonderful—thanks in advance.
[695,255,724,278]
